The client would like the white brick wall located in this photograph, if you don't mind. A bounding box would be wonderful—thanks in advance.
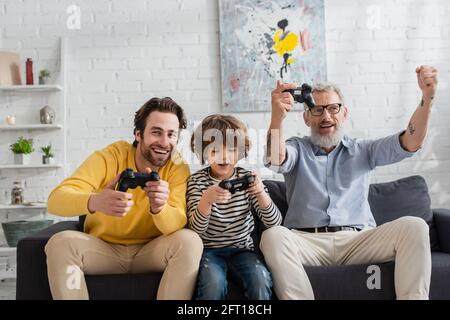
[0,0,449,213]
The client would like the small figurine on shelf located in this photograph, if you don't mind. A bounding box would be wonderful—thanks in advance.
[41,144,54,164]
[11,181,24,205]
[38,69,50,85]
[5,115,16,125]
[9,136,34,165]
[40,105,55,124]
[25,58,33,85]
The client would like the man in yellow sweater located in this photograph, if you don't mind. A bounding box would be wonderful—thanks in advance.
[45,97,203,300]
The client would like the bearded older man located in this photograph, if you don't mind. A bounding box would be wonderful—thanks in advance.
[262,65,438,300]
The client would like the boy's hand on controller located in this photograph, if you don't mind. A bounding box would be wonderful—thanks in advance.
[143,167,169,214]
[204,184,232,204]
[87,173,134,217]
[248,172,265,196]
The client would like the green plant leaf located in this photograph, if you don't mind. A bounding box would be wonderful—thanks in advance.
[40,144,54,157]
[9,136,34,154]
[39,69,50,78]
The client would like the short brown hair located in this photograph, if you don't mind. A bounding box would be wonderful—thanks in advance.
[133,97,187,147]
[190,114,251,164]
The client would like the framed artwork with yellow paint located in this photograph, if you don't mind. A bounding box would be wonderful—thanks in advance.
[219,0,327,112]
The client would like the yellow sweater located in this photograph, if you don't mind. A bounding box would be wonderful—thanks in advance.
[47,141,190,244]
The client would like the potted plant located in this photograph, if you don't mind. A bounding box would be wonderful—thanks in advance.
[38,69,50,85]
[9,136,34,165]
[41,144,54,164]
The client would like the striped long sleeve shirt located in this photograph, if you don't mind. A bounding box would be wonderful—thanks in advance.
[187,167,282,249]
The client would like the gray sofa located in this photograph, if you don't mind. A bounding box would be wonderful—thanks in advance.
[16,175,450,299]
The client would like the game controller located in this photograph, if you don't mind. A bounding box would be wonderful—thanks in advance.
[283,83,316,109]
[116,168,160,192]
[218,175,255,194]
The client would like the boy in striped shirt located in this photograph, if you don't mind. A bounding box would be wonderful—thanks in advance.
[187,114,282,300]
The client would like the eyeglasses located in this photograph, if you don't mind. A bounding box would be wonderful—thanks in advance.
[307,103,342,116]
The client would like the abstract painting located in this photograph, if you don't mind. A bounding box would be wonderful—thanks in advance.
[219,0,327,112]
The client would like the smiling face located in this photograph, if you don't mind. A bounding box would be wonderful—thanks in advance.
[207,144,239,180]
[135,111,179,169]
[190,114,251,179]
[303,90,348,150]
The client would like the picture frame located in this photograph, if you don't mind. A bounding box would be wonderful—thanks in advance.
[0,52,22,85]
[219,0,327,112]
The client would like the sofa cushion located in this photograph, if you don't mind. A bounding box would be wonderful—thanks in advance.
[368,175,439,251]
[430,252,450,299]
[305,262,395,299]
[85,273,161,300]
[262,180,288,217]
[251,180,288,249]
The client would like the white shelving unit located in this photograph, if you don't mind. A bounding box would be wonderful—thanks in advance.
[0,248,17,254]
[0,85,63,92]
[0,38,68,280]
[0,247,16,280]
[0,164,63,169]
[0,124,62,131]
[0,204,47,210]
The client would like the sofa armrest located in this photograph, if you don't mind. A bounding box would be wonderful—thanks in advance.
[433,208,450,254]
[16,221,80,299]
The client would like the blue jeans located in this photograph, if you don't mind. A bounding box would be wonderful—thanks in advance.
[196,247,273,300]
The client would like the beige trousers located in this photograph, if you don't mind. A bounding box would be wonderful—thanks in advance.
[260,216,431,300]
[45,228,203,300]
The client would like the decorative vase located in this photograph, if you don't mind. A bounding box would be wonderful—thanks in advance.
[14,153,30,165]
[40,105,55,124]
[42,156,54,164]
[39,76,49,85]
[11,181,24,205]
[2,220,53,247]
[25,58,33,85]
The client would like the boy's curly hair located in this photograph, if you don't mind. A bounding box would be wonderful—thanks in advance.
[190,114,251,164]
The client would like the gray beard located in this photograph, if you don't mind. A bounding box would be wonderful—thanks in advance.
[310,124,345,149]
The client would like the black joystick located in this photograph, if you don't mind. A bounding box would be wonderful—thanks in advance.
[283,83,315,109]
[218,175,255,194]
[116,168,160,192]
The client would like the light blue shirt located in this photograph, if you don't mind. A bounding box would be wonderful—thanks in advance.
[265,132,415,230]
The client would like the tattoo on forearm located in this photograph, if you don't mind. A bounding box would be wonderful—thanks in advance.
[420,96,434,107]
[266,131,272,157]
[408,122,416,135]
